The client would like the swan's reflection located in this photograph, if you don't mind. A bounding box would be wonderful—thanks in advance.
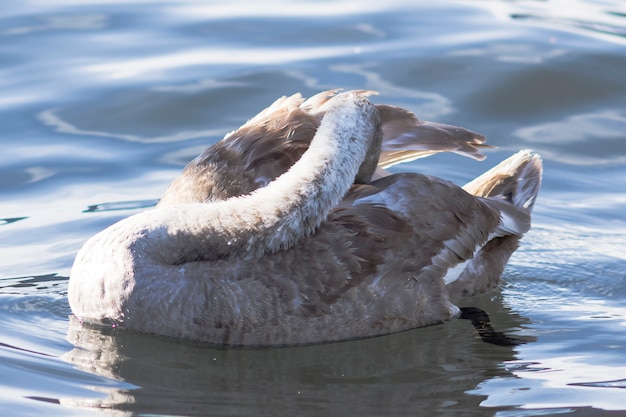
[63,293,527,417]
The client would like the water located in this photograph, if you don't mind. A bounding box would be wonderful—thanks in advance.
[1,0,626,415]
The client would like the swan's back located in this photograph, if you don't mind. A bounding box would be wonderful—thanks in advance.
[126,173,502,345]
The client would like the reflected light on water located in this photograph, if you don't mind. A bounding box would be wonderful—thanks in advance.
[496,356,626,411]
[514,109,626,165]
[332,63,454,118]
[1,0,625,415]
[517,224,626,264]
[474,0,626,45]
[0,94,47,110]
[11,143,119,161]
[165,1,387,19]
[79,46,362,80]
[1,14,107,36]
[38,108,225,143]
[448,43,568,64]
[553,301,626,326]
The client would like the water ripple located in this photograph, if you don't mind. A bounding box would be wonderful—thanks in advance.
[83,199,159,213]
[0,216,28,226]
[38,108,225,144]
[1,0,625,416]
[515,109,626,166]
[478,0,626,45]
[569,379,626,389]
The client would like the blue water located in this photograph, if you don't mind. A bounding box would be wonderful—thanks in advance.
[1,1,626,416]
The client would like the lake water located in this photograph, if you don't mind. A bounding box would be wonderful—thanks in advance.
[1,0,626,416]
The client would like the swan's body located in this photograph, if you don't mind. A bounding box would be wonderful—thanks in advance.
[68,90,542,346]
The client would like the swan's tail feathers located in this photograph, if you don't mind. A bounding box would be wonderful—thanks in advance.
[447,150,542,301]
[464,150,543,237]
[464,149,543,212]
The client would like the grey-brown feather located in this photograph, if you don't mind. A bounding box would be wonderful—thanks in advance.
[121,173,504,345]
[159,90,488,205]
[68,90,542,346]
[448,150,543,300]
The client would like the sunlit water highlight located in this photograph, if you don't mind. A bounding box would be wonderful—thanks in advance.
[1,0,626,416]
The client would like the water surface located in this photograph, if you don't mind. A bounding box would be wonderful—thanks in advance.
[1,1,626,416]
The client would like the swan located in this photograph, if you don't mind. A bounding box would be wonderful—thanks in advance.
[68,90,542,346]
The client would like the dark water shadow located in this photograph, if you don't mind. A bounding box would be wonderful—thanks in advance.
[511,13,626,40]
[0,273,67,296]
[62,294,530,417]
[0,216,28,226]
[82,199,159,213]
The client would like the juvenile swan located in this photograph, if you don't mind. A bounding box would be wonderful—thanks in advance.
[69,90,542,346]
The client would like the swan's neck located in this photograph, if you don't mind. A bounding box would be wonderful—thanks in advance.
[130,92,380,263]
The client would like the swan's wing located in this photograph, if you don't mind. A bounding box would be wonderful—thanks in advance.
[160,91,490,204]
[449,151,542,300]
[340,173,501,269]
[164,90,374,203]
[224,90,376,179]
[213,95,320,189]
[326,173,503,321]
[376,105,492,169]
[213,98,490,185]
[160,93,322,204]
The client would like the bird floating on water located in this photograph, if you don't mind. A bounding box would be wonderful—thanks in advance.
[69,90,542,347]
